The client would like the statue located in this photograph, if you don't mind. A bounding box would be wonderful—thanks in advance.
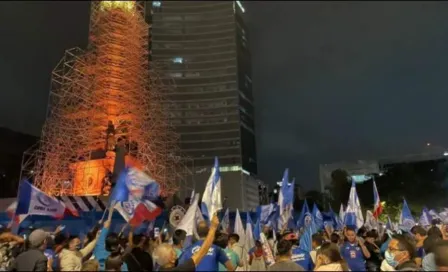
[105,120,116,151]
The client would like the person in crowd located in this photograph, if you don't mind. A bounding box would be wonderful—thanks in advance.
[421,234,442,271]
[268,239,304,271]
[82,259,99,271]
[93,209,128,271]
[310,233,324,264]
[411,225,427,267]
[59,233,99,271]
[172,229,186,258]
[123,233,153,272]
[427,225,443,239]
[153,213,220,271]
[357,227,367,244]
[0,228,25,271]
[248,240,266,271]
[433,240,448,271]
[384,234,419,271]
[330,232,341,246]
[340,226,370,271]
[178,220,234,271]
[214,232,243,271]
[227,233,246,270]
[283,232,313,270]
[105,254,124,271]
[11,229,50,271]
[82,224,101,261]
[314,242,350,271]
[364,230,382,271]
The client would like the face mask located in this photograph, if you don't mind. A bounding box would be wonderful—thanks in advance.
[385,250,399,268]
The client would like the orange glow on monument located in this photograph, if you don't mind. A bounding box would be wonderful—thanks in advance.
[27,1,181,196]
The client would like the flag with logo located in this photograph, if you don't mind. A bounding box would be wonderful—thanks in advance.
[297,200,312,229]
[15,181,78,218]
[201,157,222,221]
[256,204,276,225]
[112,168,162,226]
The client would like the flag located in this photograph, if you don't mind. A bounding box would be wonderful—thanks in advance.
[245,212,255,251]
[429,209,441,222]
[221,208,230,233]
[253,218,261,241]
[364,210,378,230]
[299,221,318,252]
[297,200,312,228]
[6,201,27,226]
[419,207,431,227]
[344,180,364,230]
[177,193,200,248]
[115,200,162,227]
[201,157,222,221]
[234,209,245,245]
[386,215,394,231]
[15,181,78,218]
[312,203,324,230]
[339,204,345,224]
[439,210,448,224]
[110,167,160,203]
[278,169,293,229]
[256,204,276,225]
[372,180,382,218]
[399,199,415,232]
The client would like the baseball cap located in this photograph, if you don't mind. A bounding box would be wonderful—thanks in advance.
[28,229,50,248]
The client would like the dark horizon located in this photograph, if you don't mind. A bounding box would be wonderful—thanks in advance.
[2,2,448,190]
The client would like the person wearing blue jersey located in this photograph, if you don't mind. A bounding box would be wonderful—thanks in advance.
[178,220,234,272]
[283,232,314,271]
[411,226,427,267]
[340,227,371,271]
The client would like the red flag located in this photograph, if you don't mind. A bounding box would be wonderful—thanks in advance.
[129,201,162,227]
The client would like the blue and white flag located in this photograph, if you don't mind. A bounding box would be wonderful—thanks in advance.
[278,169,294,229]
[177,193,200,248]
[339,204,345,224]
[201,157,222,221]
[344,180,364,230]
[386,215,394,231]
[439,209,448,224]
[399,199,415,232]
[299,219,318,252]
[234,209,245,244]
[245,212,255,250]
[419,207,432,227]
[110,167,160,203]
[256,204,276,225]
[312,203,324,230]
[15,181,76,218]
[429,209,441,222]
[221,208,230,233]
[297,200,312,228]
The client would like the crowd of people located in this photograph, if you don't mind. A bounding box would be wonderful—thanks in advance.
[0,209,447,271]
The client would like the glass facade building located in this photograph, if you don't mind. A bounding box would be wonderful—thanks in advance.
[146,1,257,175]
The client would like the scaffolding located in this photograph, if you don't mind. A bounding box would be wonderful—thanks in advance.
[28,1,182,196]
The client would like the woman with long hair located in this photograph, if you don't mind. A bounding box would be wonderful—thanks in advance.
[314,243,350,271]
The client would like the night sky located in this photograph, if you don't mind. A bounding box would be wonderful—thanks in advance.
[2,2,448,190]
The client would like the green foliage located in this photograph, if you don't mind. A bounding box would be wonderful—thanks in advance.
[378,202,402,223]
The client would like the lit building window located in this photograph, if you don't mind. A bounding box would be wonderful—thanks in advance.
[153,1,161,8]
[172,57,183,64]
[212,165,242,172]
[236,1,245,13]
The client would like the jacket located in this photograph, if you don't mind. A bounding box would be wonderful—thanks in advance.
[59,239,97,271]
[11,249,47,272]
[315,263,344,271]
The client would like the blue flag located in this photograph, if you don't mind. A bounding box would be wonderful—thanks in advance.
[297,200,312,229]
[399,199,415,232]
[254,218,261,241]
[312,203,324,230]
[201,157,222,221]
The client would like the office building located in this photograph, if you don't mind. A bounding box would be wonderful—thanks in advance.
[147,1,259,210]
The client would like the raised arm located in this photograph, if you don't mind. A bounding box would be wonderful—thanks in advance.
[191,214,220,265]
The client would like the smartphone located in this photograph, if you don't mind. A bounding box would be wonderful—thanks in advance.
[163,228,168,234]
[154,227,160,238]
[59,225,66,231]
